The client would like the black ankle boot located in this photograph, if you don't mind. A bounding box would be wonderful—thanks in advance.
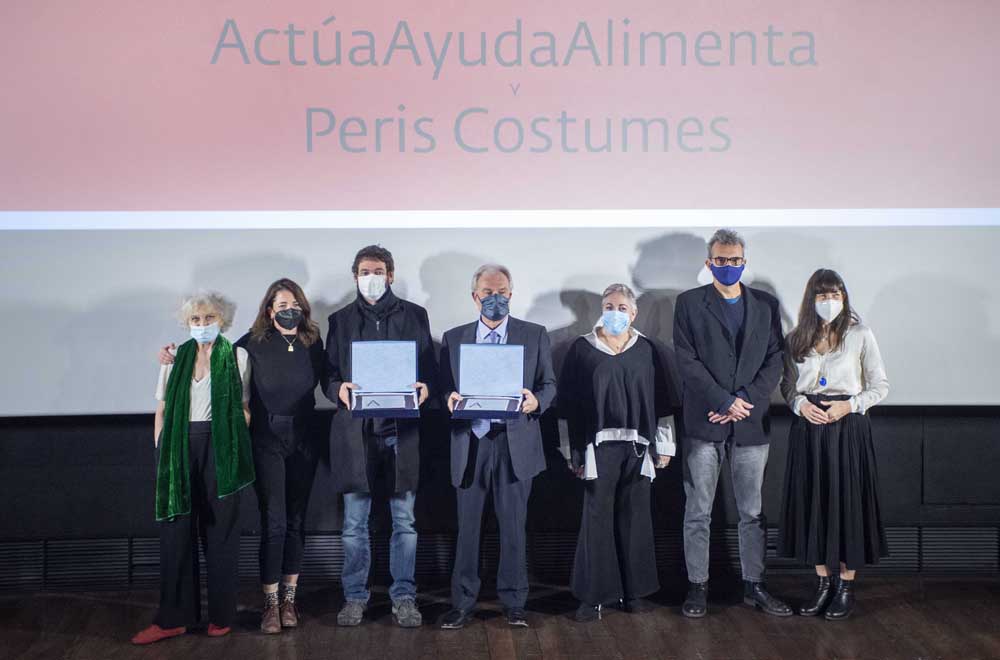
[824,578,855,620]
[682,581,708,618]
[743,580,793,617]
[798,575,832,616]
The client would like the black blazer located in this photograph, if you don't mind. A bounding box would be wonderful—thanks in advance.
[439,317,557,487]
[323,295,437,494]
[673,284,783,446]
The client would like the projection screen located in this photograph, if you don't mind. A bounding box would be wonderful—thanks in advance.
[1,1,997,415]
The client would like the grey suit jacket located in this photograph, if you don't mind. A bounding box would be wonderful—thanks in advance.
[439,317,557,487]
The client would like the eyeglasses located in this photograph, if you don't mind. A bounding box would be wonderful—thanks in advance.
[710,256,746,267]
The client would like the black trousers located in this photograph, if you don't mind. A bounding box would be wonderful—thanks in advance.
[571,442,659,606]
[155,422,242,628]
[452,427,532,611]
[252,413,319,585]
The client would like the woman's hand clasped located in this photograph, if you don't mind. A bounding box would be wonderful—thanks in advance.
[819,399,852,423]
[800,401,829,424]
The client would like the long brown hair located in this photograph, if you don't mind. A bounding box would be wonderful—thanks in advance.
[250,278,321,346]
[787,269,859,363]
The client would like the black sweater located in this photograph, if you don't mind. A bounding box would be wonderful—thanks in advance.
[559,335,675,465]
[235,330,325,418]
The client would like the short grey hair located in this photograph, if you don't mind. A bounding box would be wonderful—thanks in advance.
[707,228,746,257]
[176,290,237,332]
[471,263,513,292]
[602,283,638,312]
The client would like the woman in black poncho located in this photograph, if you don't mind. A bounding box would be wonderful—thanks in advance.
[558,283,679,622]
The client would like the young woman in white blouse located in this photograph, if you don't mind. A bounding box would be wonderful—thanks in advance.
[778,269,889,621]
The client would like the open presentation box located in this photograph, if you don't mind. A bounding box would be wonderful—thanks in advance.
[452,343,524,420]
[349,340,419,419]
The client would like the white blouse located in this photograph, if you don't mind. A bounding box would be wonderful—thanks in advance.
[781,324,889,416]
[155,346,251,422]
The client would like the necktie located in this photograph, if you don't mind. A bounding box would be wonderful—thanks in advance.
[471,330,501,438]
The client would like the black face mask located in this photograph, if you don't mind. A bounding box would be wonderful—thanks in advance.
[274,308,303,330]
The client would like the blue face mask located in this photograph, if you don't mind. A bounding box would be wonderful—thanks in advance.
[709,263,745,286]
[190,322,220,344]
[479,293,510,322]
[601,310,631,336]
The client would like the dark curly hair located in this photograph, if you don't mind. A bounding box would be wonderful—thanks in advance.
[351,245,394,275]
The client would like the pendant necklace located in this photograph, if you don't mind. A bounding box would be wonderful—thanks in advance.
[282,334,297,352]
[817,330,830,387]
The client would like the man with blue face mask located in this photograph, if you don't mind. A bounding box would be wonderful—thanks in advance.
[673,229,791,619]
[438,264,557,629]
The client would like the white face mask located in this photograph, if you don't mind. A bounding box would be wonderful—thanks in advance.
[189,322,220,344]
[357,274,387,301]
[815,299,844,323]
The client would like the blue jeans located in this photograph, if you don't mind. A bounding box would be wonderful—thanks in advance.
[682,435,770,584]
[341,490,417,603]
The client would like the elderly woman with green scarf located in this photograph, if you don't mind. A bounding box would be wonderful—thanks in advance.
[132,291,255,646]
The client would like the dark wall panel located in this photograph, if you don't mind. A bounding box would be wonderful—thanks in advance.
[1,407,999,542]
[923,416,1000,505]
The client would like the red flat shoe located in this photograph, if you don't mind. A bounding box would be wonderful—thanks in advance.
[131,624,186,645]
[207,623,231,637]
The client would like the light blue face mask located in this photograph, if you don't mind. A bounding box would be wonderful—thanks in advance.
[601,310,631,336]
[190,322,220,344]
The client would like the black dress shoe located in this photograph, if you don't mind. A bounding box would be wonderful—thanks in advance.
[682,581,708,618]
[440,608,472,629]
[743,581,793,617]
[505,608,529,627]
[824,578,856,620]
[798,575,832,616]
[623,598,657,614]
[574,603,602,622]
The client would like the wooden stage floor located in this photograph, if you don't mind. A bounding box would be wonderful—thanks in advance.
[2,576,998,660]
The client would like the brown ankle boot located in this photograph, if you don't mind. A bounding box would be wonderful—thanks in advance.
[280,599,299,628]
[261,603,281,634]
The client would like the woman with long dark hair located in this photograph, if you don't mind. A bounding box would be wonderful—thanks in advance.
[155,278,326,634]
[239,278,326,633]
[778,269,889,620]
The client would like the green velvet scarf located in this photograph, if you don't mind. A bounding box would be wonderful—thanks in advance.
[155,335,255,521]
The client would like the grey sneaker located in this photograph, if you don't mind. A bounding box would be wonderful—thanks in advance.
[392,598,422,628]
[337,600,366,627]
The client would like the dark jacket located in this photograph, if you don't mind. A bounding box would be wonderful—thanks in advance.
[673,283,783,446]
[323,291,437,494]
[439,317,557,487]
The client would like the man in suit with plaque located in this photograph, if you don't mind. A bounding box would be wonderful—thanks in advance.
[438,264,557,629]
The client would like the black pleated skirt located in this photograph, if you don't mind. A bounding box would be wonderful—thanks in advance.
[778,402,889,570]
